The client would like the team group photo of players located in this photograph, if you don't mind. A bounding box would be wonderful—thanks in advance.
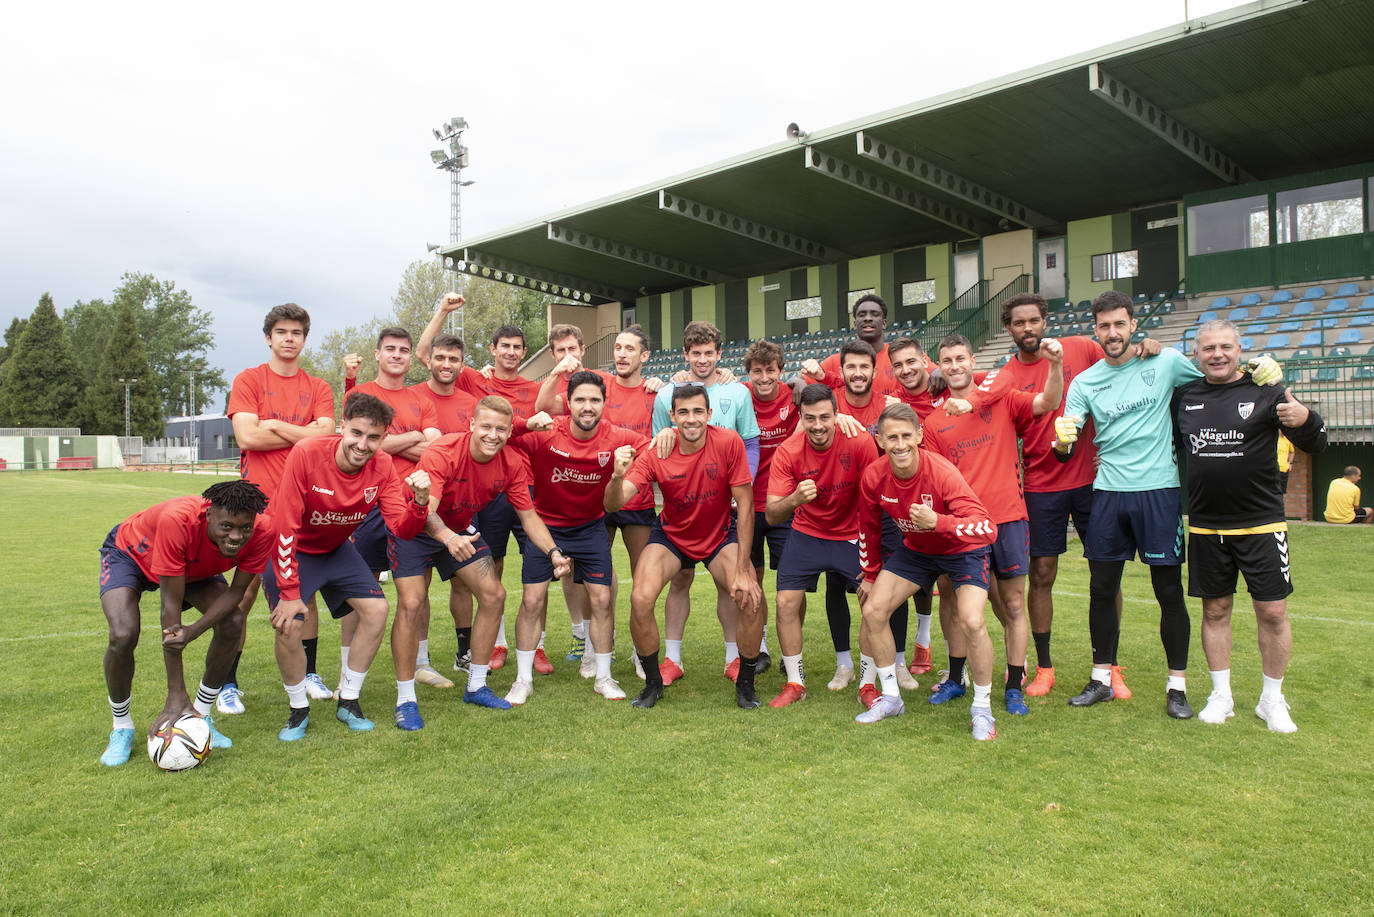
[96,285,1323,765]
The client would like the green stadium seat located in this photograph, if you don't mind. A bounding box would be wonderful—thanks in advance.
[1130,331,1146,343]
[1159,302,1176,314]
[1293,348,1314,359]
[1354,366,1374,380]
[1078,300,1091,311]
[1312,367,1339,382]
[1331,346,1353,357]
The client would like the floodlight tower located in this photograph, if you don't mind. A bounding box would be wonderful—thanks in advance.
[431,116,475,338]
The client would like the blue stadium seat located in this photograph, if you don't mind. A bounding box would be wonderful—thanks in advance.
[1195,310,1219,324]
[1350,314,1374,327]
[1270,290,1294,303]
[1336,328,1363,345]
[1299,331,1322,347]
[1257,304,1281,320]
[1184,327,1199,341]
[1335,282,1361,297]
[1247,323,1269,335]
[1290,302,1314,317]
[1240,336,1256,350]
[1302,286,1326,300]
[1324,298,1350,313]
[1318,317,1338,329]
[1170,341,1187,353]
[1210,296,1232,310]
[1239,293,1262,306]
[1265,334,1290,349]
[1276,320,1301,333]
[1226,307,1249,321]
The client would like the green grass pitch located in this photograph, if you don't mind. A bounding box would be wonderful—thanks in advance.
[1,470,1370,915]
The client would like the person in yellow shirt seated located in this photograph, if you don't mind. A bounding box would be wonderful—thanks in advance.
[1324,466,1371,524]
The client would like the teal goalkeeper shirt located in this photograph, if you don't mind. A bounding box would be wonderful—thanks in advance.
[1062,348,1202,492]
[651,380,760,440]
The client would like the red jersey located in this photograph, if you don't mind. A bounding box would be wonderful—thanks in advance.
[747,382,800,507]
[410,381,477,435]
[625,426,751,558]
[115,496,273,583]
[920,389,1036,525]
[979,335,1103,493]
[768,431,878,540]
[271,436,428,601]
[509,418,649,528]
[418,433,535,534]
[456,367,541,420]
[227,363,334,499]
[858,451,997,577]
[820,342,899,397]
[352,380,439,478]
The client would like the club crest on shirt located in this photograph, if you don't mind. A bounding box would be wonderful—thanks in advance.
[299,391,312,406]
[597,451,611,467]
[979,405,994,424]
[492,478,506,496]
[838,451,851,471]
[719,399,732,413]
[1142,369,1156,387]
[705,462,719,481]
[779,406,790,420]
[1238,402,1254,419]
[364,486,378,503]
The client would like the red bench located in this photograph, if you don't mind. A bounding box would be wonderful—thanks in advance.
[56,457,95,470]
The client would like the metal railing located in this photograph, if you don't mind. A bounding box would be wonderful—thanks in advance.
[530,329,618,382]
[920,274,1030,355]
[1281,354,1374,442]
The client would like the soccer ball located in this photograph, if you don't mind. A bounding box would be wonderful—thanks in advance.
[147,714,212,771]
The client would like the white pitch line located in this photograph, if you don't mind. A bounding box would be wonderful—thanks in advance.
[1052,590,1374,628]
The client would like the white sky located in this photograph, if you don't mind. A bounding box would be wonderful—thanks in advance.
[0,0,1241,381]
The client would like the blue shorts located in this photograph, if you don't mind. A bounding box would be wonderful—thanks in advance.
[605,507,657,529]
[751,510,791,570]
[389,523,490,581]
[476,492,529,560]
[98,526,225,605]
[776,530,860,592]
[350,507,391,574]
[647,516,737,570]
[1086,488,1185,565]
[990,519,1030,580]
[522,518,613,585]
[1025,485,1094,557]
[262,540,385,618]
[882,543,991,594]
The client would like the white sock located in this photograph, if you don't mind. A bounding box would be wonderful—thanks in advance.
[665,639,683,664]
[860,654,876,686]
[836,650,853,669]
[1209,668,1232,696]
[1261,673,1284,702]
[396,679,416,705]
[760,624,770,655]
[537,630,546,650]
[972,681,992,710]
[723,641,739,665]
[340,645,351,671]
[516,649,535,682]
[109,696,134,731]
[468,663,489,691]
[1167,675,1187,693]
[878,664,899,697]
[193,682,219,717]
[895,650,907,670]
[782,653,804,685]
[417,639,430,667]
[495,616,508,648]
[284,680,308,708]
[338,665,367,701]
[572,619,588,640]
[915,612,932,647]
[1091,666,1111,686]
[595,652,612,680]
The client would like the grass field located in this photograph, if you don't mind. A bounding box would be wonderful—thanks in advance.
[1,469,1371,915]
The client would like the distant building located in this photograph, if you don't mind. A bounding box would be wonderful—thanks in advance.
[149,413,237,462]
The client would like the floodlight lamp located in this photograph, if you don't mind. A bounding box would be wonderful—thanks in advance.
[431,150,448,164]
[432,128,444,141]
[450,117,468,131]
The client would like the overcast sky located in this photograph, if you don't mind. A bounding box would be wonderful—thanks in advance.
[1,0,1240,384]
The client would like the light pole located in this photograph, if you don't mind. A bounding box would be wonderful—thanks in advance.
[187,371,198,461]
[431,115,475,338]
[117,377,138,440]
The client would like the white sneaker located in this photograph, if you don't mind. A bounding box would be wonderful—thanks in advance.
[896,666,920,691]
[216,683,245,715]
[414,663,455,689]
[504,679,533,706]
[594,676,626,700]
[633,653,646,680]
[1255,695,1297,733]
[304,673,334,700]
[1197,691,1235,725]
[579,653,597,680]
[827,664,854,691]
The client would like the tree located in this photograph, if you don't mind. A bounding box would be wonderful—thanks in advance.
[0,293,84,427]
[65,273,225,419]
[453,274,551,363]
[79,300,163,437]
[0,316,27,368]
[298,319,381,416]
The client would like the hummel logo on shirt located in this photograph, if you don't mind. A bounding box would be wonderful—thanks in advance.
[1183,403,1204,411]
[311,485,334,495]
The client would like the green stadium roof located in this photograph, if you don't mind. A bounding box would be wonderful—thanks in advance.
[450,0,1374,303]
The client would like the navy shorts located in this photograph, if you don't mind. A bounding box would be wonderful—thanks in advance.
[98,526,226,606]
[647,516,737,570]
[1086,488,1185,565]
[1025,484,1094,557]
[1187,531,1293,602]
[605,507,657,529]
[476,492,529,560]
[389,523,490,582]
[776,530,860,592]
[882,543,991,594]
[751,509,791,570]
[262,540,385,618]
[522,518,612,586]
[350,507,391,574]
[990,519,1030,580]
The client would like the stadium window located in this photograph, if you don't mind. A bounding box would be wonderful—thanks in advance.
[847,288,876,310]
[1187,194,1269,255]
[901,280,936,306]
[785,295,822,320]
[1275,179,1363,243]
[1091,250,1139,282]
[215,434,224,450]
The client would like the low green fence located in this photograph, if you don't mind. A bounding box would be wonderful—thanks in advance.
[1282,355,1374,442]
